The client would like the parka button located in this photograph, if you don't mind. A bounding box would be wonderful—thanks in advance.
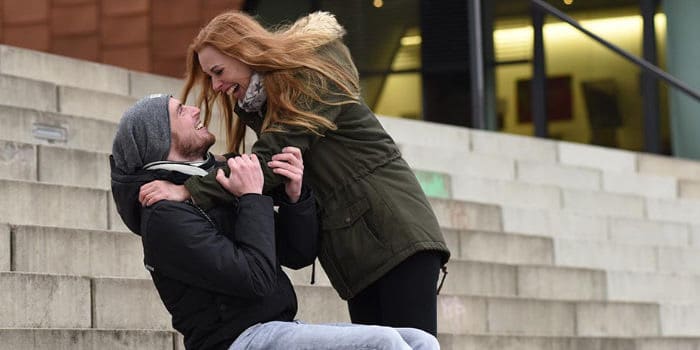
[344,217,351,223]
[219,304,227,311]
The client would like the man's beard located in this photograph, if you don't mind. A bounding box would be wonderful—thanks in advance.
[173,132,216,160]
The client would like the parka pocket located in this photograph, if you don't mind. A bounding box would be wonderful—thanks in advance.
[320,198,389,279]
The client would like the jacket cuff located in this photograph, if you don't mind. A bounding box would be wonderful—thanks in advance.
[277,185,314,211]
[238,193,274,207]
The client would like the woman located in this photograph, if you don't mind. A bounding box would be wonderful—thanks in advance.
[141,10,450,336]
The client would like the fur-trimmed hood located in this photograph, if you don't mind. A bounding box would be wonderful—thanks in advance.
[287,11,346,41]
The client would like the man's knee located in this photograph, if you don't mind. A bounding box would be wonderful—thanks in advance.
[396,327,440,350]
[369,326,412,350]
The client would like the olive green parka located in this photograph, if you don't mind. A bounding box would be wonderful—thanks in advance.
[185,34,449,301]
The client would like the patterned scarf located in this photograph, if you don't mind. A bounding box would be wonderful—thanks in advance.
[237,72,267,113]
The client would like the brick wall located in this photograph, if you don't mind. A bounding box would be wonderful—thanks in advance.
[0,0,244,77]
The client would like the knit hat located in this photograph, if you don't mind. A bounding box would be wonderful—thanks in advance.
[112,94,171,174]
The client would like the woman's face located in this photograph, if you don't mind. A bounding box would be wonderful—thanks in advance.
[197,45,253,101]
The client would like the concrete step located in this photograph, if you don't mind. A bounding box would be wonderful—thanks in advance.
[470,129,558,163]
[558,142,638,174]
[0,272,692,341]
[0,105,117,154]
[3,174,699,277]
[554,238,700,274]
[0,272,91,328]
[4,328,699,350]
[0,73,135,124]
[444,229,554,266]
[0,141,110,189]
[5,138,686,216]
[92,278,672,337]
[285,260,606,302]
[647,197,700,225]
[607,271,700,304]
[4,222,607,303]
[9,225,146,278]
[428,197,503,232]
[450,175,562,210]
[0,328,176,350]
[436,294,664,337]
[0,224,8,271]
[639,153,700,182]
[399,142,516,182]
[0,74,57,113]
[8,134,700,230]
[92,277,172,330]
[11,221,699,306]
[0,45,183,98]
[0,179,110,230]
[0,45,129,96]
[12,223,698,306]
[377,115,471,151]
[448,227,700,281]
[57,85,137,124]
[429,260,608,302]
[503,206,695,247]
[437,334,700,350]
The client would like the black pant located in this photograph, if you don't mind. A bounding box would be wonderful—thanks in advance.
[347,251,442,336]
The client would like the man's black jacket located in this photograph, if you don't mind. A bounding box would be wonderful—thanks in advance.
[110,156,319,350]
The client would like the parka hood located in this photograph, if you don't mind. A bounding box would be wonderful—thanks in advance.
[288,11,346,42]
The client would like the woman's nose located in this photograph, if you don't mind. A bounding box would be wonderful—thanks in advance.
[212,78,223,92]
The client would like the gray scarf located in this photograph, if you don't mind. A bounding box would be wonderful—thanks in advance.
[237,72,267,113]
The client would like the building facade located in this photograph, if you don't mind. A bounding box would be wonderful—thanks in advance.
[3,0,699,159]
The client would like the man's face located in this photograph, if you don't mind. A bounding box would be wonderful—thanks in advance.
[167,98,216,161]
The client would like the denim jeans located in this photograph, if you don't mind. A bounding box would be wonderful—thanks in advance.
[228,321,440,350]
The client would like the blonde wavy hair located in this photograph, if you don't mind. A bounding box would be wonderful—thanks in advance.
[181,11,361,153]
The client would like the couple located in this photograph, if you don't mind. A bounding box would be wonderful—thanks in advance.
[109,94,439,350]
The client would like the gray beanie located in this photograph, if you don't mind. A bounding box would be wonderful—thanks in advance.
[112,94,171,174]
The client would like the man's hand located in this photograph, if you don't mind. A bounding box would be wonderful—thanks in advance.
[267,146,303,203]
[139,180,190,207]
[216,154,264,197]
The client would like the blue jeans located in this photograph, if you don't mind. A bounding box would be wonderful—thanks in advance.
[228,321,440,350]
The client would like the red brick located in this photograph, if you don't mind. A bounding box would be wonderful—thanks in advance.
[51,3,98,36]
[152,25,199,59]
[151,57,186,78]
[52,35,99,61]
[4,24,50,51]
[101,0,148,16]
[101,15,148,46]
[103,46,150,72]
[152,0,200,27]
[0,0,3,41]
[201,0,241,23]
[53,0,94,4]
[3,0,48,24]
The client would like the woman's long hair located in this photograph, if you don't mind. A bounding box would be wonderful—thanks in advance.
[181,11,360,153]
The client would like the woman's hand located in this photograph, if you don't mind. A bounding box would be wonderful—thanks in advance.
[139,180,191,207]
[216,154,264,197]
[268,146,303,203]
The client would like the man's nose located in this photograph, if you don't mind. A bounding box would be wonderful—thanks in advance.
[187,106,200,117]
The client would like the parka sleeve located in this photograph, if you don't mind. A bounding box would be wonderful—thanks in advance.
[142,195,278,297]
[185,101,344,211]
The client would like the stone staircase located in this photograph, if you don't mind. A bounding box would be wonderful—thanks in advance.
[2,44,700,349]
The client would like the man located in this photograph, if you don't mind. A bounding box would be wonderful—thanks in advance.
[110,94,438,350]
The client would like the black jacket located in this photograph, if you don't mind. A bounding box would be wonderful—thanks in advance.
[110,155,319,350]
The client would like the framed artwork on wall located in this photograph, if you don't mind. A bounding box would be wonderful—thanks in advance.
[516,75,573,123]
